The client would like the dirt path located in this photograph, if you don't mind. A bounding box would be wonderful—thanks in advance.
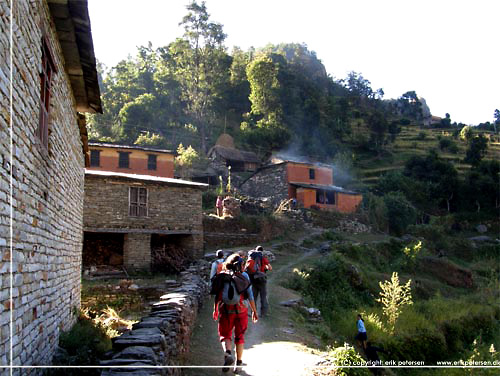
[183,230,327,375]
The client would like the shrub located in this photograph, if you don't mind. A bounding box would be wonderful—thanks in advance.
[51,313,112,375]
[328,343,371,375]
[383,192,417,236]
[417,132,427,140]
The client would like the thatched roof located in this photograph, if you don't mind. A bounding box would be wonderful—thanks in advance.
[208,145,260,163]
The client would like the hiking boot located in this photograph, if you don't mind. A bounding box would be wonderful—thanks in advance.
[233,360,244,374]
[222,353,234,373]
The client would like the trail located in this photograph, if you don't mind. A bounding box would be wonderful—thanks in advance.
[183,229,326,376]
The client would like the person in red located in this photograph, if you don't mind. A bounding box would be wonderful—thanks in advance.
[216,195,223,217]
[213,253,258,372]
[245,245,272,317]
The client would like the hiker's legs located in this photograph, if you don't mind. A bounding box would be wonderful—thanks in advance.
[260,282,269,316]
[236,343,244,361]
[234,310,248,361]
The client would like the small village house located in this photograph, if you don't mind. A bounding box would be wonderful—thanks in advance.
[87,142,175,178]
[0,0,101,367]
[83,170,207,272]
[208,134,260,173]
[240,158,363,213]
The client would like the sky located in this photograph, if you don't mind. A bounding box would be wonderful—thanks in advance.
[87,0,499,125]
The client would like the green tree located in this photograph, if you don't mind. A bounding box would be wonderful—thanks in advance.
[464,134,488,166]
[172,0,230,153]
[175,143,200,178]
[460,125,474,142]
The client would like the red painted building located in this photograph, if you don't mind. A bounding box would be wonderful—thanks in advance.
[240,160,363,214]
[87,142,174,178]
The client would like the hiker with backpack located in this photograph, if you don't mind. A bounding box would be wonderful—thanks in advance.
[245,245,272,317]
[211,253,258,373]
[210,249,225,281]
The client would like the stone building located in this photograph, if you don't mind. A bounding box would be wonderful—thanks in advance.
[0,0,101,368]
[240,160,363,213]
[208,134,260,173]
[83,170,206,272]
[87,142,175,178]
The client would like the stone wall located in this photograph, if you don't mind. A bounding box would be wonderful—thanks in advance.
[238,164,289,206]
[0,0,85,368]
[101,261,210,376]
[84,175,205,270]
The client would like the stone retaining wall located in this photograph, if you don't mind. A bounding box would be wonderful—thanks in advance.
[101,260,210,376]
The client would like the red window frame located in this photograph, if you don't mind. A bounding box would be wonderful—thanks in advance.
[38,37,56,150]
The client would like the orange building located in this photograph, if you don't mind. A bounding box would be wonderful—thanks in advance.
[240,160,362,214]
[87,142,174,178]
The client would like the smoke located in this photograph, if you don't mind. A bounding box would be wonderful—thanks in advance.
[271,143,356,188]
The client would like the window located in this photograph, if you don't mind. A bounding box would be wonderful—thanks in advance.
[129,187,148,217]
[118,152,130,168]
[90,150,100,167]
[38,37,56,149]
[309,168,315,180]
[147,154,157,170]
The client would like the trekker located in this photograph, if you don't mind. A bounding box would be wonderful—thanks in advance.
[210,249,225,281]
[355,314,367,350]
[216,195,223,217]
[212,253,258,373]
[245,245,272,317]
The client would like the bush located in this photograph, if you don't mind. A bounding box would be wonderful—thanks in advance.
[416,132,427,140]
[202,190,218,211]
[51,313,112,375]
[327,343,371,375]
[383,192,417,236]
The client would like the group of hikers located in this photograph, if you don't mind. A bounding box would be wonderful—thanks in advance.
[208,245,386,373]
[209,245,272,373]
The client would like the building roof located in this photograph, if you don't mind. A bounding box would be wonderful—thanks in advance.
[289,182,360,195]
[85,170,208,189]
[48,0,102,113]
[208,145,260,163]
[88,142,174,154]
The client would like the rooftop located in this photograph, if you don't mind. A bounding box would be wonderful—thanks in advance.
[85,170,208,189]
[88,142,174,154]
[289,181,360,195]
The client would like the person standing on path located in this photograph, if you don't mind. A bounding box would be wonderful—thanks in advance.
[245,245,272,317]
[213,253,258,372]
[355,314,368,350]
[216,195,223,217]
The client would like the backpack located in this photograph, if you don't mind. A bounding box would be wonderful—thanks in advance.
[210,271,250,304]
[246,250,267,281]
[247,250,263,273]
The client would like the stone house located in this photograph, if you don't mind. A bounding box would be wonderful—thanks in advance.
[0,0,101,368]
[83,170,206,272]
[240,160,363,213]
[87,142,175,178]
[208,134,260,173]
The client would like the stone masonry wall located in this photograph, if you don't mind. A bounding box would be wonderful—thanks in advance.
[84,176,203,235]
[239,164,289,206]
[0,0,84,369]
[101,261,210,376]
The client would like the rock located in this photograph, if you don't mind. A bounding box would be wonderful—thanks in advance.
[348,265,363,287]
[476,224,488,233]
[280,298,304,307]
[307,307,321,316]
[128,284,139,291]
[112,346,157,363]
[114,286,121,290]
[469,236,493,243]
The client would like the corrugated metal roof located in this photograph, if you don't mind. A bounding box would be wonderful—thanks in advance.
[85,170,208,188]
[88,142,173,154]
